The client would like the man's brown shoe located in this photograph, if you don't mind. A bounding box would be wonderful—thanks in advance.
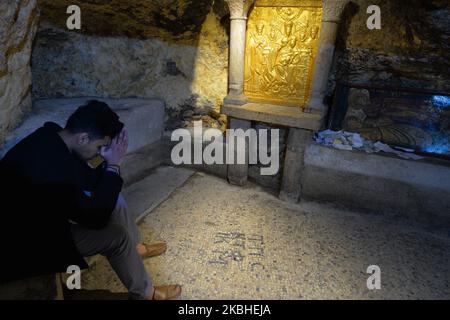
[152,285,182,300]
[140,241,167,259]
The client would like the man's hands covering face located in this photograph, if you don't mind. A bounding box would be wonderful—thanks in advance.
[100,129,129,166]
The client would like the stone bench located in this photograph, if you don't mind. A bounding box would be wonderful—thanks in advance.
[1,97,165,157]
[1,97,167,185]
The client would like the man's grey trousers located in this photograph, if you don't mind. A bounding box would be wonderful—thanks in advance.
[70,194,153,299]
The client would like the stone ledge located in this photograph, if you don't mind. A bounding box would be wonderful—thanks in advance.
[1,97,165,158]
[303,144,450,228]
[221,102,325,130]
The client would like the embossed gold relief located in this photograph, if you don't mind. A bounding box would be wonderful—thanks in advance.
[244,2,322,107]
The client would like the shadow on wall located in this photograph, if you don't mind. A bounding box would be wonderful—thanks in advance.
[30,0,231,129]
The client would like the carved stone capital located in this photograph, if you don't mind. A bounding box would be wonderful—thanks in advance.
[225,0,255,20]
[322,0,350,22]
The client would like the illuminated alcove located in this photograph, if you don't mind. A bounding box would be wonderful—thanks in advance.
[222,0,350,131]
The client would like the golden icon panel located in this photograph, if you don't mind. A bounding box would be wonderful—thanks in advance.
[244,0,322,107]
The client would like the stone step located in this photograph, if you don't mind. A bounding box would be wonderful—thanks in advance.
[121,140,165,187]
[123,165,196,223]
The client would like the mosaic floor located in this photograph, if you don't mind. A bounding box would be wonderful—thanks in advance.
[79,172,450,299]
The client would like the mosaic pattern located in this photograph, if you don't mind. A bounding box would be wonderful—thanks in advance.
[80,173,450,299]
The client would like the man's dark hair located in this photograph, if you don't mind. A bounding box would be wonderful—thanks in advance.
[65,100,124,139]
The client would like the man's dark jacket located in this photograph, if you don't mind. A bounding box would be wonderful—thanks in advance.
[0,122,123,283]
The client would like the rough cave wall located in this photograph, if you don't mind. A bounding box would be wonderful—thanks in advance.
[330,0,450,94]
[26,0,450,133]
[31,0,230,129]
[0,0,39,146]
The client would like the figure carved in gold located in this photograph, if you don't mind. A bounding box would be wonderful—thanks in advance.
[309,25,320,41]
[244,5,322,107]
[272,22,300,97]
[245,22,269,92]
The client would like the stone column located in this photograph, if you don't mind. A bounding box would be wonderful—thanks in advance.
[224,0,255,106]
[279,128,313,203]
[305,0,349,114]
[227,117,252,186]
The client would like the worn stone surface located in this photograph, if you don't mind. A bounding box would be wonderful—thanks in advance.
[123,166,195,222]
[222,102,325,130]
[80,172,450,299]
[0,0,39,146]
[331,0,450,93]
